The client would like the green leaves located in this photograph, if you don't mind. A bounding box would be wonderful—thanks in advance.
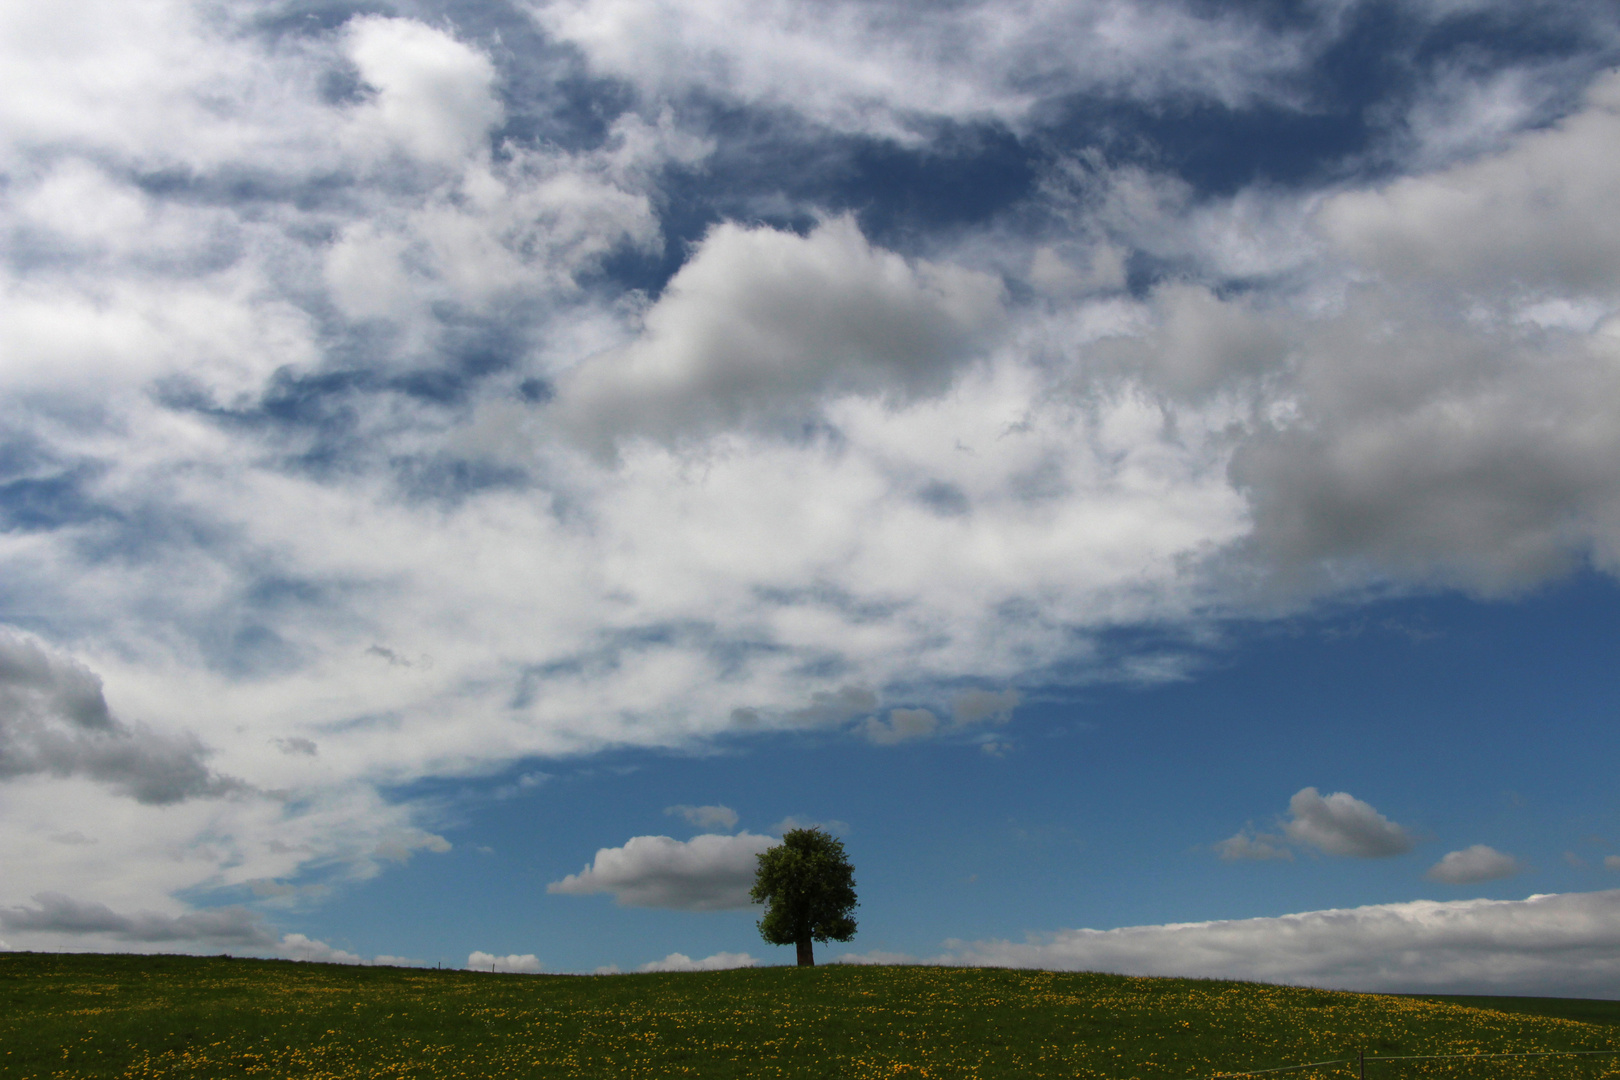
[751,828,858,949]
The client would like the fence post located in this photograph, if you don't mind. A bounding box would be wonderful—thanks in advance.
[1359,1047,1364,1079]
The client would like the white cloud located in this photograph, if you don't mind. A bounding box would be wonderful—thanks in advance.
[0,0,1617,958]
[1282,788,1414,858]
[1319,72,1620,296]
[1092,283,1288,401]
[279,934,364,965]
[939,889,1620,996]
[665,804,740,831]
[343,17,502,167]
[467,951,543,973]
[1232,71,1620,593]
[638,950,757,972]
[1216,831,1292,862]
[554,215,1004,454]
[547,832,776,910]
[1427,845,1523,884]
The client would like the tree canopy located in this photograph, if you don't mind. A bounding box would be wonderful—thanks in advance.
[750,827,857,966]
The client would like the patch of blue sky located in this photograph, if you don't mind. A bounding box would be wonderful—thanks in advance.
[4,0,1620,991]
[282,572,1620,971]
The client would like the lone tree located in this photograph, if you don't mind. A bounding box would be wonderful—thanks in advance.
[750,827,857,966]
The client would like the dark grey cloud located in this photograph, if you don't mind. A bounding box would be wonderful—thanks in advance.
[1,893,275,947]
[0,630,243,804]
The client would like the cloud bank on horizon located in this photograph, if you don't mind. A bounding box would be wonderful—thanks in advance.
[857,890,1620,998]
[2,0,1619,983]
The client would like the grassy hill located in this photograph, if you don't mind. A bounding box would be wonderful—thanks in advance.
[2,952,1617,1079]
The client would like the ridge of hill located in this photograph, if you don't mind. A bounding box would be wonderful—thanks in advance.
[2,952,1616,1078]
[1408,994,1620,1028]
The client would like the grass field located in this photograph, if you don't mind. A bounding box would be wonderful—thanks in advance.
[2,953,1617,1079]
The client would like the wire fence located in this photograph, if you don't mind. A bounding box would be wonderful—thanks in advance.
[1212,1046,1620,1078]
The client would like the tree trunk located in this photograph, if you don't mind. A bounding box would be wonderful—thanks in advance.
[796,938,815,967]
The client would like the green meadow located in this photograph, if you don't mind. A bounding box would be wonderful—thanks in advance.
[2,953,1617,1079]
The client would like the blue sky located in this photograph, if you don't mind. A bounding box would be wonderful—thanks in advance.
[2,0,1620,994]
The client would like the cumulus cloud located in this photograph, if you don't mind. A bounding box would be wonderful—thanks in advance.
[1093,283,1288,401]
[554,216,1004,453]
[1216,830,1292,862]
[638,950,757,972]
[279,934,364,965]
[1427,845,1523,884]
[0,893,275,947]
[342,16,502,166]
[1232,71,1620,592]
[0,631,241,804]
[1282,788,1414,858]
[547,832,776,910]
[468,951,543,973]
[940,890,1620,996]
[1319,72,1620,296]
[665,804,740,831]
